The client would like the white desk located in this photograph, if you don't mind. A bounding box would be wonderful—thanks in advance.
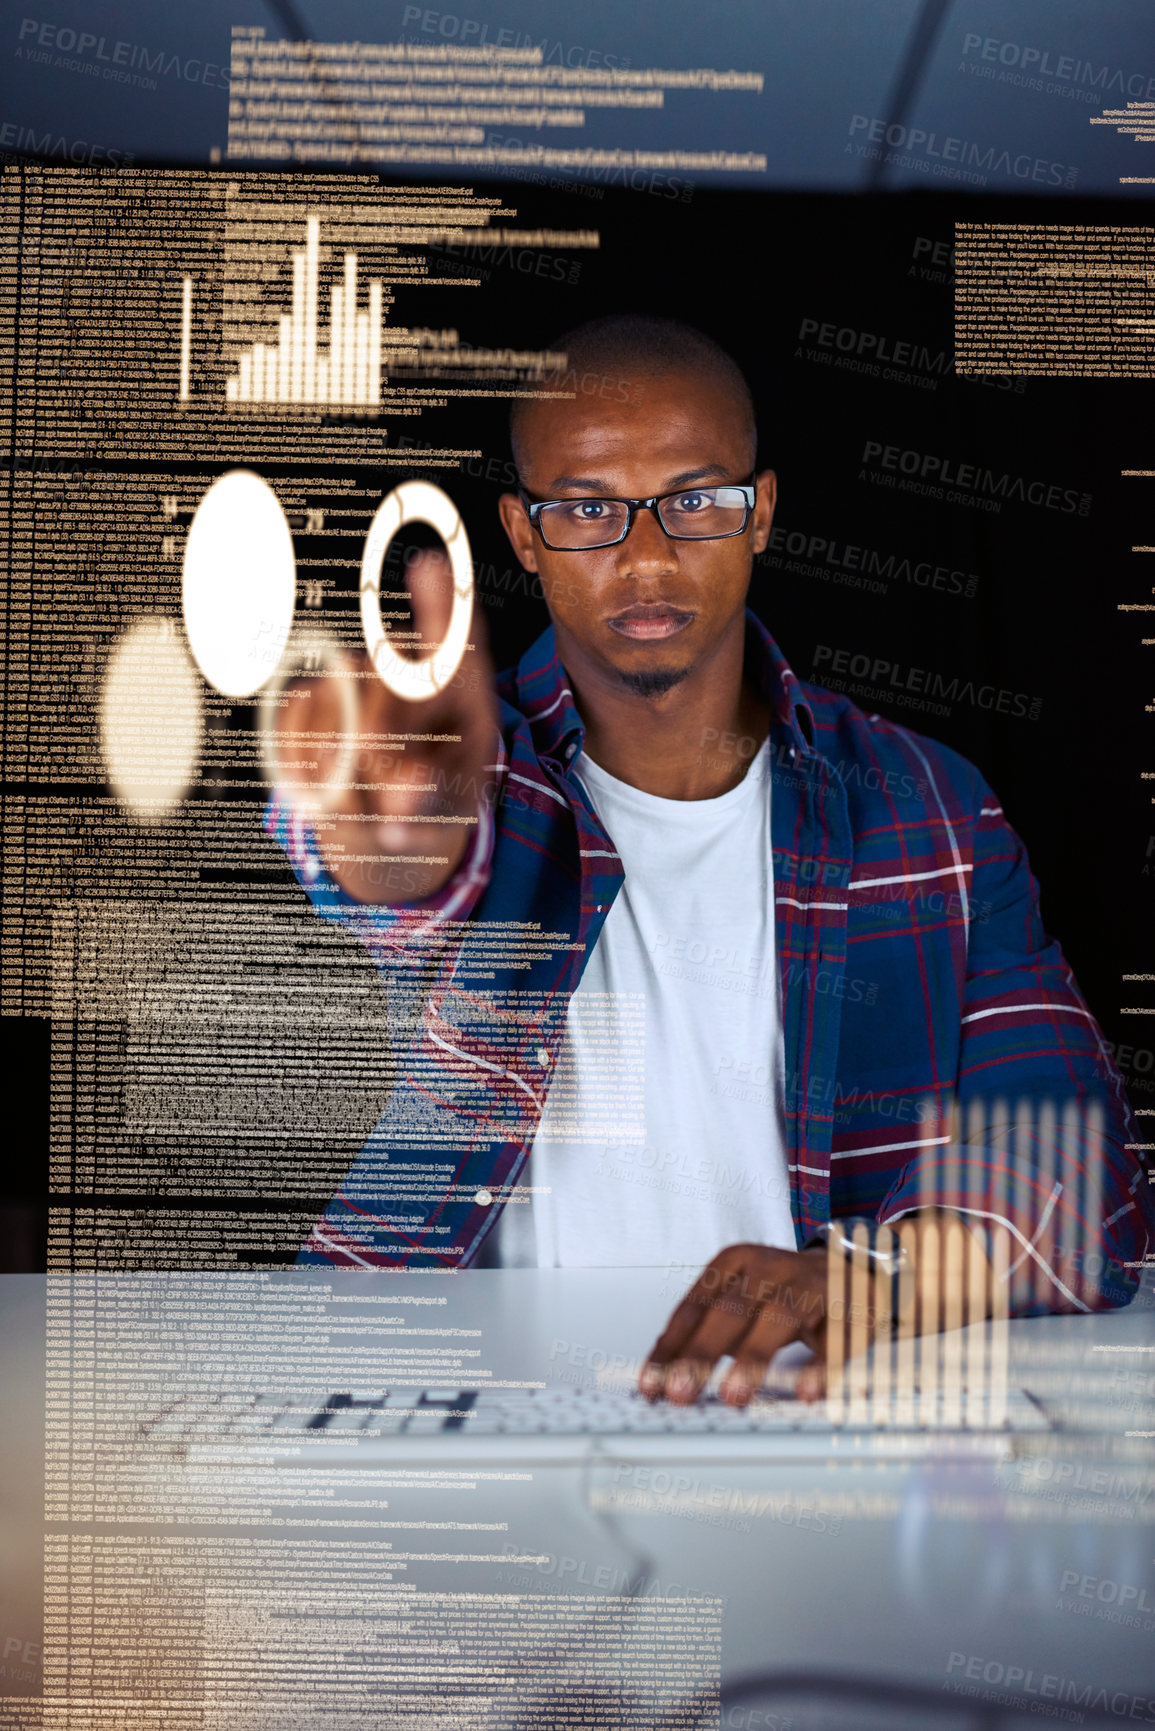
[1,1268,1152,1726]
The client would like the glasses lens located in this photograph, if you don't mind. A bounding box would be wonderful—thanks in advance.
[658,486,750,539]
[538,499,630,548]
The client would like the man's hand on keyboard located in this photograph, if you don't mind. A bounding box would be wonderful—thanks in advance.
[640,1216,998,1408]
[639,1242,832,1408]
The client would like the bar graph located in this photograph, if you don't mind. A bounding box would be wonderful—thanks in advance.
[822,1093,1108,1429]
[225,215,383,408]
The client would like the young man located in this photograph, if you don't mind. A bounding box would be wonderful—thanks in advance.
[267,316,1150,1406]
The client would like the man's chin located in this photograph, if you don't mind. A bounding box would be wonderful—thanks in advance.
[613,662,690,699]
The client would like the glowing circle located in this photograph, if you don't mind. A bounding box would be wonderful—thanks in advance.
[258,634,357,817]
[182,469,296,697]
[101,617,203,819]
[359,480,473,701]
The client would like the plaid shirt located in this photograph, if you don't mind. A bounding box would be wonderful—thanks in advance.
[265,613,1152,1310]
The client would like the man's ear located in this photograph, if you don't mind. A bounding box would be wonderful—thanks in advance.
[498,491,539,573]
[750,469,777,557]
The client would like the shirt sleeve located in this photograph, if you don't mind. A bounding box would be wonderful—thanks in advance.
[262,731,503,966]
[869,780,1153,1315]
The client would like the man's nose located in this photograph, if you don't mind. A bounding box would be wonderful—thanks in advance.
[614,503,680,578]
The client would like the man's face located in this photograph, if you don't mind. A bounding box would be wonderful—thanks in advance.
[498,370,776,698]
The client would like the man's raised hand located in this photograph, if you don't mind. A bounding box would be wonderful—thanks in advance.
[268,548,498,905]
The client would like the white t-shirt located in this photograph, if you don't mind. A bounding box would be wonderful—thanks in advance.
[497,737,794,1268]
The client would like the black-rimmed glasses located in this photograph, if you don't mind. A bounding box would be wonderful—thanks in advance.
[520,478,757,550]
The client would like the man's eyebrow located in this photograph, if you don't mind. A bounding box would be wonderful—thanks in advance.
[665,465,734,488]
[543,464,734,494]
[544,475,612,492]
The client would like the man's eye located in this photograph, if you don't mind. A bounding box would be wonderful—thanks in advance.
[571,500,608,519]
[672,491,713,512]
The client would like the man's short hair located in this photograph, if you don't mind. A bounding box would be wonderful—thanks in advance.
[509,314,757,480]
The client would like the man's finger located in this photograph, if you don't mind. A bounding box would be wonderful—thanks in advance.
[642,1252,748,1372]
[650,1295,766,1404]
[719,1302,811,1406]
[269,657,357,815]
[375,547,490,707]
[794,1336,827,1403]
[640,1292,714,1396]
[400,546,455,656]
[640,1247,822,1403]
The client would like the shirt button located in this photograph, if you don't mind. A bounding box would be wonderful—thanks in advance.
[474,1190,493,1206]
[536,1046,550,1067]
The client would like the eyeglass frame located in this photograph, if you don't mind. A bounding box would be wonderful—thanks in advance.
[517,474,759,550]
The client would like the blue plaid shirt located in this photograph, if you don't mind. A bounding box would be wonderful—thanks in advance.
[266,612,1151,1310]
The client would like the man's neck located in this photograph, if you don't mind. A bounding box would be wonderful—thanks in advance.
[555,616,771,801]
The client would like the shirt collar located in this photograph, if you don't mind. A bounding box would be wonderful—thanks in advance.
[511,609,817,765]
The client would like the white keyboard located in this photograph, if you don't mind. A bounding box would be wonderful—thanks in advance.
[135,1383,1050,1465]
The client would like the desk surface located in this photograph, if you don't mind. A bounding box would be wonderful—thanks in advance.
[2,1269,1153,1725]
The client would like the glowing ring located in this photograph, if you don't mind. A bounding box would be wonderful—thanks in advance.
[258,633,357,816]
[360,481,473,701]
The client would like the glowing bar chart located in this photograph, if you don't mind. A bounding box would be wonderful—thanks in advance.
[225,216,383,408]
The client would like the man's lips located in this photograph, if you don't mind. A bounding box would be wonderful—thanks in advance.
[606,604,695,641]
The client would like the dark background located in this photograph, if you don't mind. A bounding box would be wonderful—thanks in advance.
[301,177,1151,1044]
[3,167,1152,1267]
